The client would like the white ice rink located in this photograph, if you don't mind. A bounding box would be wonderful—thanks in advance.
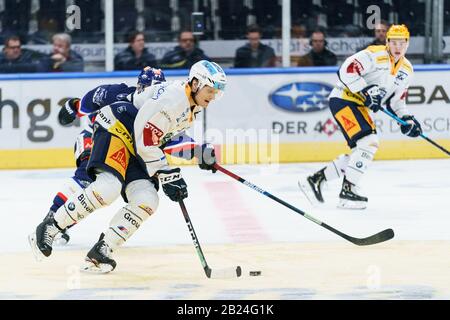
[1,159,450,299]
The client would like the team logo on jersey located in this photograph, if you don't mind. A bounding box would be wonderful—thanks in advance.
[143,122,164,146]
[269,82,332,113]
[67,202,75,211]
[92,87,107,105]
[395,70,408,82]
[347,59,364,75]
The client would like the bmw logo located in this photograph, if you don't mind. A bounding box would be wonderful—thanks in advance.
[68,202,75,211]
[269,82,333,113]
[356,161,363,168]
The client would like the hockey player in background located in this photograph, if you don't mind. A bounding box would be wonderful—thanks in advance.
[29,60,224,273]
[299,24,422,210]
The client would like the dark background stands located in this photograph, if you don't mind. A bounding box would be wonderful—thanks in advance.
[160,31,209,69]
[234,24,276,68]
[0,35,48,73]
[298,30,337,66]
[114,31,157,70]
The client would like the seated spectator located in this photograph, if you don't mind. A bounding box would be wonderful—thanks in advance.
[114,31,157,71]
[160,30,209,69]
[356,20,390,52]
[0,35,48,73]
[298,30,337,67]
[292,22,307,39]
[48,33,84,72]
[234,24,276,68]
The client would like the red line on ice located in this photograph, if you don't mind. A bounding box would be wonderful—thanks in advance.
[206,181,270,243]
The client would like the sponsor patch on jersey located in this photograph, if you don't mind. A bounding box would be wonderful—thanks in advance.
[105,135,130,179]
[110,147,127,170]
[335,106,362,138]
[143,122,164,146]
[400,90,407,100]
[346,59,364,75]
[269,82,332,113]
[376,56,389,64]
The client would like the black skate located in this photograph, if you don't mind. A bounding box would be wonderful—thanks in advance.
[44,210,71,246]
[82,234,117,274]
[338,177,368,210]
[298,168,326,204]
[28,217,62,261]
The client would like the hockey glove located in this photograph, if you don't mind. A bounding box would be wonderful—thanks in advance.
[360,85,382,112]
[198,143,217,173]
[157,168,188,202]
[400,115,422,137]
[58,98,80,125]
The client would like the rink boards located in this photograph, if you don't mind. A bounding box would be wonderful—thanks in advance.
[0,66,450,169]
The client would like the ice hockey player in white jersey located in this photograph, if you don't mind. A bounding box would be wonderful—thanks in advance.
[29,60,226,273]
[299,24,422,210]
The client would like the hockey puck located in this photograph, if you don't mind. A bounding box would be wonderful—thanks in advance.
[249,271,262,276]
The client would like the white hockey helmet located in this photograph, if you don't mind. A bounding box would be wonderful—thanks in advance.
[188,60,227,100]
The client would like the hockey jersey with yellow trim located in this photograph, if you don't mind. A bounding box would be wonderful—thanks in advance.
[133,80,202,176]
[329,45,413,117]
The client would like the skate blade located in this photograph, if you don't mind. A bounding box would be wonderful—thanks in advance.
[337,199,367,210]
[81,259,114,274]
[298,179,319,206]
[28,233,45,262]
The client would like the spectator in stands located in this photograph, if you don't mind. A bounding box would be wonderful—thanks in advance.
[114,31,157,71]
[47,33,84,72]
[160,30,209,69]
[0,35,48,73]
[298,30,337,67]
[356,20,390,51]
[234,24,276,68]
[292,22,307,39]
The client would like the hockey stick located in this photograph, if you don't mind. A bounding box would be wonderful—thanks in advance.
[214,164,394,246]
[179,199,242,279]
[380,107,450,156]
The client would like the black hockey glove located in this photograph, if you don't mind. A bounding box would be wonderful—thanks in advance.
[58,98,80,125]
[359,85,382,112]
[157,168,188,202]
[198,143,217,173]
[400,115,422,137]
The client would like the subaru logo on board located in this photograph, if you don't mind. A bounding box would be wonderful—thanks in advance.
[269,82,333,113]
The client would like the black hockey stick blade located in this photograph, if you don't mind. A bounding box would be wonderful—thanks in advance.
[345,228,395,246]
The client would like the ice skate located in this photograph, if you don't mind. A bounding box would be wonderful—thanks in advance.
[44,210,71,246]
[298,168,326,205]
[28,217,61,261]
[81,234,117,274]
[337,178,368,210]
